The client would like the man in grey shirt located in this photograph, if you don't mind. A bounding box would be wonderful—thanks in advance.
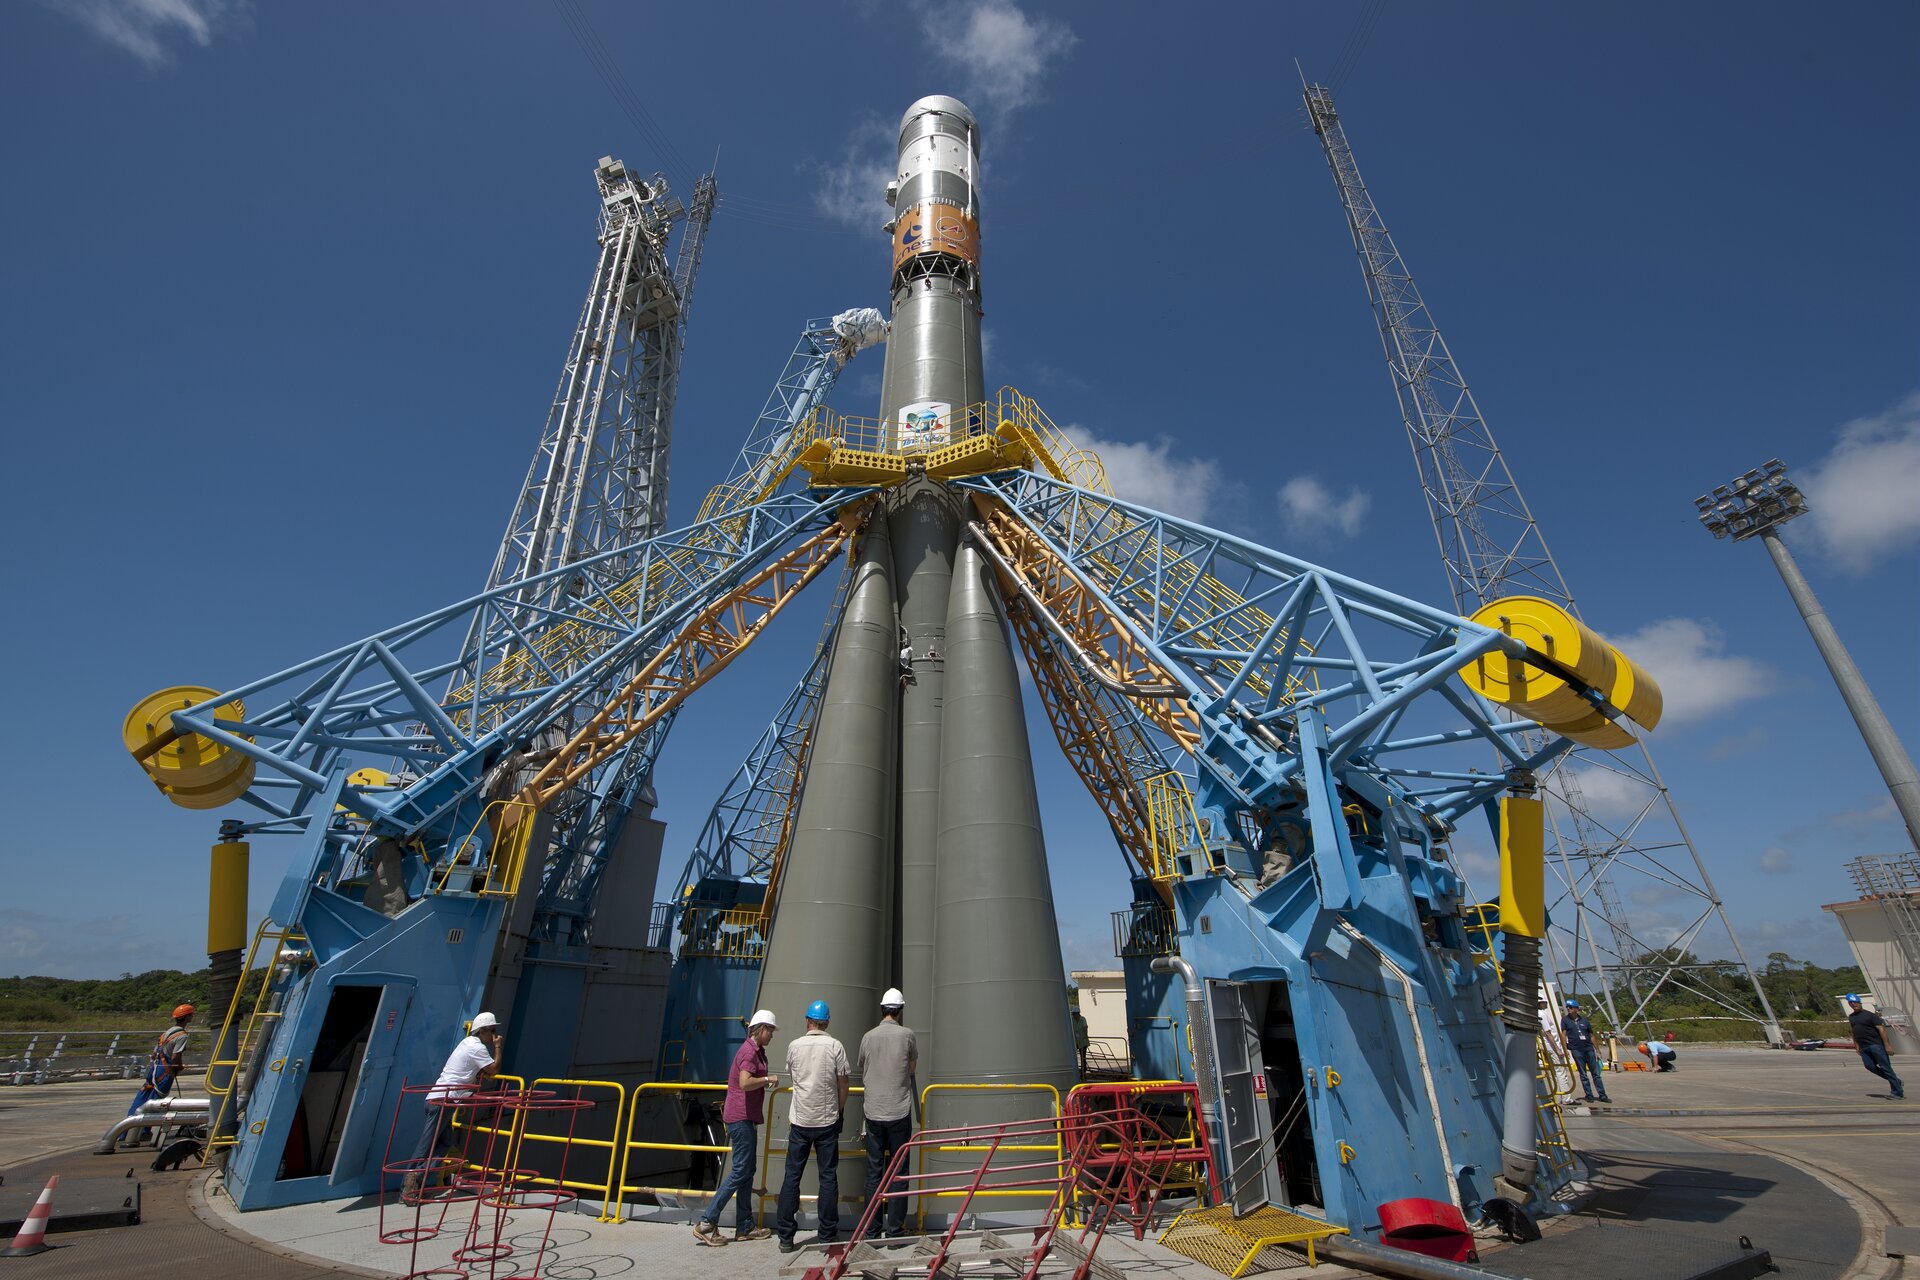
[777,999,850,1251]
[858,988,918,1238]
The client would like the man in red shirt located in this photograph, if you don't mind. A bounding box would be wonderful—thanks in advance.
[695,1009,780,1245]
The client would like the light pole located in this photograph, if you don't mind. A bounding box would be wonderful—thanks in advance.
[1696,459,1920,854]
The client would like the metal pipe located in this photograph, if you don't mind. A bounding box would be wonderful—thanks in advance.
[1332,918,1462,1209]
[95,1098,211,1153]
[1760,528,1920,853]
[1150,956,1217,1120]
[963,521,1183,697]
[1322,1236,1517,1280]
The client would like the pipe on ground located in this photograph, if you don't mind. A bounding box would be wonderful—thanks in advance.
[1323,1237,1515,1280]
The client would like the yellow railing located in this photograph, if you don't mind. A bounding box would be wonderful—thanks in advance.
[914,1082,1063,1224]
[754,1084,867,1220]
[677,906,769,961]
[205,918,306,1151]
[434,799,537,898]
[1143,771,1205,882]
[610,1082,735,1215]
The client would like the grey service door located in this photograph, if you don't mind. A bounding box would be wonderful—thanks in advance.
[1206,980,1280,1215]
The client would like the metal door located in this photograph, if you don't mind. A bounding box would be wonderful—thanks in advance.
[1207,980,1280,1215]
[328,983,415,1187]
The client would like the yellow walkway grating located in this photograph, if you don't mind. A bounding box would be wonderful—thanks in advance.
[1159,1204,1348,1276]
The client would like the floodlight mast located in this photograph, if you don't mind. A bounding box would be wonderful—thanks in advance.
[1696,462,1920,853]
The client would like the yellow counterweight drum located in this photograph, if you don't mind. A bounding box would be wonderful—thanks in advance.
[1461,596,1616,725]
[1460,596,1664,750]
[124,685,254,810]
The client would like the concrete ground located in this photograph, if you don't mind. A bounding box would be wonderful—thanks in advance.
[0,1046,1909,1277]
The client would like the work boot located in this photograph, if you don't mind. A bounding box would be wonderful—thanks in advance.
[735,1226,772,1241]
[692,1220,728,1246]
[400,1171,423,1205]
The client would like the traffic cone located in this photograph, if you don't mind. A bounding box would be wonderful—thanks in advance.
[2,1175,57,1257]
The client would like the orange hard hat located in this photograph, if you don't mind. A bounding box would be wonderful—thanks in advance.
[173,1004,196,1020]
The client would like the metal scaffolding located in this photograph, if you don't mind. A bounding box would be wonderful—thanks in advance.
[1302,81,1783,1041]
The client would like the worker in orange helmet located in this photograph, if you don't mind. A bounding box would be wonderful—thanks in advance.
[122,1004,195,1145]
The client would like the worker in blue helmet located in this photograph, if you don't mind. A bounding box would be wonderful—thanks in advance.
[776,998,851,1252]
[1560,999,1610,1104]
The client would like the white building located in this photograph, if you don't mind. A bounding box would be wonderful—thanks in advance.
[1822,853,1920,1053]
[1070,970,1130,1070]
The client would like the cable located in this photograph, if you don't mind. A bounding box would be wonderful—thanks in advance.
[1327,0,1386,92]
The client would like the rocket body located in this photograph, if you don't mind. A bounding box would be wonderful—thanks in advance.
[755,97,1074,1209]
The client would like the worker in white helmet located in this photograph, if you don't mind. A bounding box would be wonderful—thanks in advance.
[402,1011,503,1203]
[858,988,919,1238]
[694,1010,780,1246]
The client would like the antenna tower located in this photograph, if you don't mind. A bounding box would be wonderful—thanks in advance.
[1303,82,1783,1042]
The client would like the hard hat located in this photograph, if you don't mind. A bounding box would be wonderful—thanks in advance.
[1844,993,1863,1004]
[1564,999,1579,1008]
[748,1009,778,1029]
[472,1012,501,1032]
[806,999,831,1022]
[881,988,906,1009]
[172,1004,195,1020]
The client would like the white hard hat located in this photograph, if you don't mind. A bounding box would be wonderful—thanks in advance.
[748,1009,778,1029]
[472,1012,500,1032]
[881,988,906,1009]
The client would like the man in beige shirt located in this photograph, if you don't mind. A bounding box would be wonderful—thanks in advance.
[776,999,850,1251]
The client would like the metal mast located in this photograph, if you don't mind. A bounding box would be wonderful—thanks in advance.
[473,159,713,627]
[1303,82,1784,1041]
[461,158,717,943]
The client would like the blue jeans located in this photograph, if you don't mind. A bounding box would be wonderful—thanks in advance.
[776,1122,839,1241]
[702,1120,759,1232]
[862,1115,914,1235]
[1569,1045,1608,1099]
[1859,1043,1905,1097]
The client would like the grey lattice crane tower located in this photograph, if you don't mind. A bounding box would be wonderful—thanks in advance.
[457,158,718,949]
[1302,82,1783,1042]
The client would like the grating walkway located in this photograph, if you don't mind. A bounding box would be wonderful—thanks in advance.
[1159,1204,1347,1277]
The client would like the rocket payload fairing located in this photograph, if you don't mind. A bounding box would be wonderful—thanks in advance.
[754,97,1076,1142]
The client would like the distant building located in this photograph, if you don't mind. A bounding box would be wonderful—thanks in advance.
[1070,970,1129,1070]
[1823,853,1920,1053]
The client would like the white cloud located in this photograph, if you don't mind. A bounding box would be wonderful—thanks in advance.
[1758,846,1795,875]
[1603,617,1774,727]
[1799,391,1920,573]
[811,114,896,230]
[1073,430,1235,524]
[1277,475,1372,541]
[37,0,246,66]
[922,1,1078,118]
[1555,763,1652,823]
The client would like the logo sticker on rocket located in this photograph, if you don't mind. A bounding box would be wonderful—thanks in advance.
[898,400,951,449]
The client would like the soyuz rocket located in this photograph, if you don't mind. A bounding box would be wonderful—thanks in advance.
[754,97,1077,1129]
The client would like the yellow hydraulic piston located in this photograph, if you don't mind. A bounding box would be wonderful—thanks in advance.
[123,686,254,810]
[1459,596,1663,749]
[1498,793,1546,939]
[208,840,250,955]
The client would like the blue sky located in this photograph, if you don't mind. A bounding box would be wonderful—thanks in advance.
[2,1,1914,982]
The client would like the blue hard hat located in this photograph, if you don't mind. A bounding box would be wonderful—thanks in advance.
[1565,999,1580,1008]
[806,999,831,1022]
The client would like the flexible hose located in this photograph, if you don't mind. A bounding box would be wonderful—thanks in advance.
[1498,932,1543,1189]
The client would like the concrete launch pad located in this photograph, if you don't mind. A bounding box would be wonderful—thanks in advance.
[1,1048,1910,1279]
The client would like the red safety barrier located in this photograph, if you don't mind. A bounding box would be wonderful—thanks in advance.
[1064,1080,1220,1212]
[376,1080,594,1280]
[1378,1196,1477,1263]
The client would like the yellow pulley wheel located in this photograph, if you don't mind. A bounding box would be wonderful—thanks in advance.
[337,767,391,812]
[152,758,257,810]
[124,686,250,789]
[1461,596,1617,725]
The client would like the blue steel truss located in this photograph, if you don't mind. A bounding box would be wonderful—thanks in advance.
[967,472,1575,841]
[168,491,843,863]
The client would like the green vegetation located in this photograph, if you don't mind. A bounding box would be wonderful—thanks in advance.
[1576,949,1866,1042]
[1,967,266,1030]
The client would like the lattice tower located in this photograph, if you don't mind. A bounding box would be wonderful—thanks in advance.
[1303,83,1782,1040]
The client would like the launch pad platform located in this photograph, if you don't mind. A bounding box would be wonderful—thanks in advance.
[1,1049,1910,1279]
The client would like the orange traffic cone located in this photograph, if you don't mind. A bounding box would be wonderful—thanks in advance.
[2,1175,57,1257]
